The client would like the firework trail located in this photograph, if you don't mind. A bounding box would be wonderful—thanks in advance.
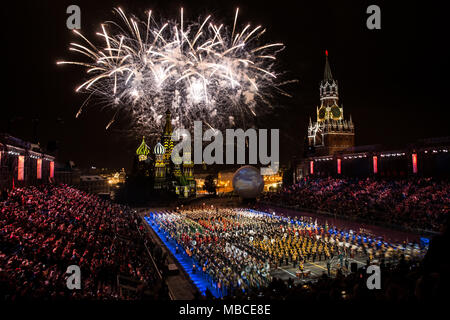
[58,7,295,134]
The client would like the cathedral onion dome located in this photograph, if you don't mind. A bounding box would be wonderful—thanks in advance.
[136,136,150,161]
[154,142,165,155]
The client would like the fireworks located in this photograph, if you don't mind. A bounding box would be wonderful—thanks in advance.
[58,7,294,134]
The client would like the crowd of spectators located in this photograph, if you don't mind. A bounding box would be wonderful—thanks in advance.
[0,184,169,300]
[261,177,449,232]
[1,179,448,302]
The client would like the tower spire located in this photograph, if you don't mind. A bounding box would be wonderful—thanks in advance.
[163,109,173,136]
[324,50,333,81]
[320,50,338,107]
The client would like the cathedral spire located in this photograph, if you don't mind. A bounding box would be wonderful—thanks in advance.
[324,50,333,81]
[163,109,173,136]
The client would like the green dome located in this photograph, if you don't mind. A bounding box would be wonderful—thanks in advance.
[136,136,150,156]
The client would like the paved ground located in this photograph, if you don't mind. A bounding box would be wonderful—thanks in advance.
[271,255,368,284]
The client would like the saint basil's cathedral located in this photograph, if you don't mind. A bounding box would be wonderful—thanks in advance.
[133,109,195,198]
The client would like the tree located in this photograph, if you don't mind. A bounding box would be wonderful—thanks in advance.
[282,167,293,187]
[203,174,216,194]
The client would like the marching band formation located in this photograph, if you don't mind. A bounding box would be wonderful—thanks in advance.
[148,208,427,296]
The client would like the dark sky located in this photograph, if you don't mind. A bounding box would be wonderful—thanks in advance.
[1,0,449,170]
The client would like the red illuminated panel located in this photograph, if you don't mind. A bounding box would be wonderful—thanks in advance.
[337,159,341,174]
[50,161,54,178]
[310,160,314,175]
[373,156,378,174]
[18,156,24,181]
[412,153,417,174]
[37,159,42,179]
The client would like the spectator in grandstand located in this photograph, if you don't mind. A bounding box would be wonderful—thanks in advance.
[261,177,449,232]
[0,184,168,300]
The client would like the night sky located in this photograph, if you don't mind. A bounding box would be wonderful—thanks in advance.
[1,0,448,170]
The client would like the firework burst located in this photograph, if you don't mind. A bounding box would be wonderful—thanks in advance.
[58,7,294,135]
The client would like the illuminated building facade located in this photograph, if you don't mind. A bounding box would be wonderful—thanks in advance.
[134,109,196,197]
[216,171,234,194]
[104,168,126,185]
[0,133,55,189]
[263,172,283,191]
[296,138,450,179]
[307,51,355,156]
